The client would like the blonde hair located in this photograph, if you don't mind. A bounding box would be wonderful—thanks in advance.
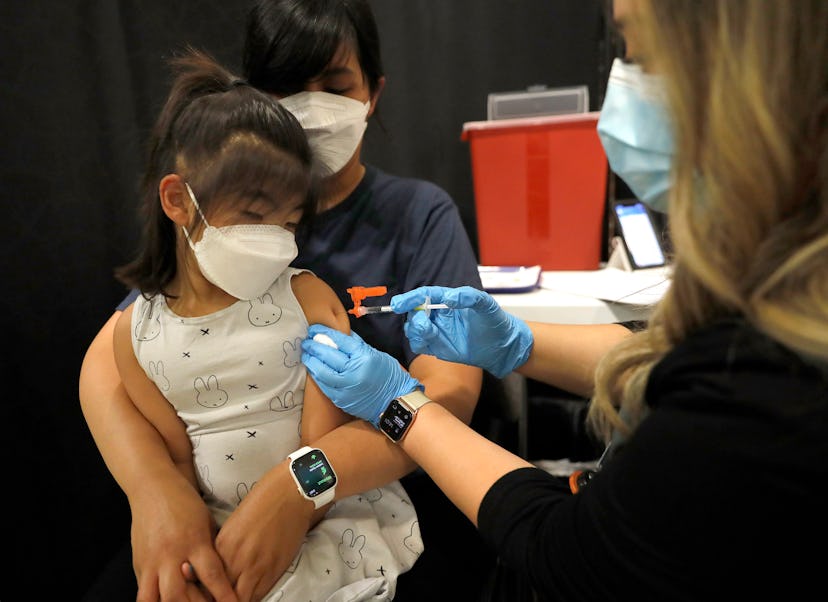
[589,0,828,441]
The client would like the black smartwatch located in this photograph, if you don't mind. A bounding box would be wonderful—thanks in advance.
[378,389,432,442]
[287,446,337,508]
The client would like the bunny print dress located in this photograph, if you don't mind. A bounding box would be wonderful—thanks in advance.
[130,267,422,602]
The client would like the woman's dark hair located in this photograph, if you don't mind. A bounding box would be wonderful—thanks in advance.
[243,0,384,96]
[116,47,315,297]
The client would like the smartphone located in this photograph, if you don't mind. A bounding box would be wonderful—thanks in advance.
[612,200,667,269]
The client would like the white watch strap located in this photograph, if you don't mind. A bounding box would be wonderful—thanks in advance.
[287,446,336,509]
[311,485,335,508]
[287,445,314,461]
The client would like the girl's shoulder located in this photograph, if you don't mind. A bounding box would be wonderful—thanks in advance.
[290,270,350,332]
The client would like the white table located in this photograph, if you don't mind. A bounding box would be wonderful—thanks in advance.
[492,285,653,325]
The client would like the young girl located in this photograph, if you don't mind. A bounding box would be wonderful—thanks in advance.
[112,48,421,601]
[80,2,483,599]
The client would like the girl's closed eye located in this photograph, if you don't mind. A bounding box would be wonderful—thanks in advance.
[238,198,277,223]
[241,209,266,221]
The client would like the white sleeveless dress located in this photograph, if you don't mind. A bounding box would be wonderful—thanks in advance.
[131,267,422,601]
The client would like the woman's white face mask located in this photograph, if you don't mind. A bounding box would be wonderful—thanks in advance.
[182,183,298,300]
[279,91,370,177]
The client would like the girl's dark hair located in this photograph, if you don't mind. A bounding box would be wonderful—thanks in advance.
[116,47,315,297]
[243,0,384,96]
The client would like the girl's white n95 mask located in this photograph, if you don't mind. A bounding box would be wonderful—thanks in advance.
[279,91,370,177]
[182,183,298,300]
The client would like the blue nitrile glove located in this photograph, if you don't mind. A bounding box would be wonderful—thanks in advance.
[390,285,534,378]
[301,324,423,427]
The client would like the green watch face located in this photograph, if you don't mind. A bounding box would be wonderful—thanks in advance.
[379,399,414,442]
[290,450,336,497]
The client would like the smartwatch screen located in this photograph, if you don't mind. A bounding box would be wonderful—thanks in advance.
[379,399,413,442]
[290,450,336,498]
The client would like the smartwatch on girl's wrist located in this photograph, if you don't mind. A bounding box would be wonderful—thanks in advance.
[378,389,432,442]
[287,446,337,509]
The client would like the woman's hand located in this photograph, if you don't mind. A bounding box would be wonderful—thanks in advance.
[130,475,237,602]
[301,325,422,425]
[391,285,534,378]
[215,464,317,602]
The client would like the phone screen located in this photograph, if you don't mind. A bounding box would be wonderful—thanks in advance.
[613,201,666,268]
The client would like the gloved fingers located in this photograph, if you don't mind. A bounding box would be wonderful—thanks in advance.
[420,324,468,364]
[444,286,500,312]
[402,319,425,354]
[306,324,364,354]
[408,309,435,330]
[390,285,453,313]
[404,326,430,356]
[438,321,469,359]
[403,311,440,352]
[301,352,351,386]
[301,352,329,379]
[300,339,351,372]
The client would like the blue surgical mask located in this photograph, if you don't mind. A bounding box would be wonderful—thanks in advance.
[597,58,673,214]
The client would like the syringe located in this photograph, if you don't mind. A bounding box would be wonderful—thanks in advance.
[354,303,449,317]
[347,285,449,318]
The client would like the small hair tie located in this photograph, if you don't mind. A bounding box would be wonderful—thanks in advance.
[230,78,249,88]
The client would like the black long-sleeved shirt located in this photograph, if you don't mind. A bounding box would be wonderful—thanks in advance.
[478,318,828,600]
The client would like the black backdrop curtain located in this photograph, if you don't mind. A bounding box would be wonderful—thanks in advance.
[1,1,608,598]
